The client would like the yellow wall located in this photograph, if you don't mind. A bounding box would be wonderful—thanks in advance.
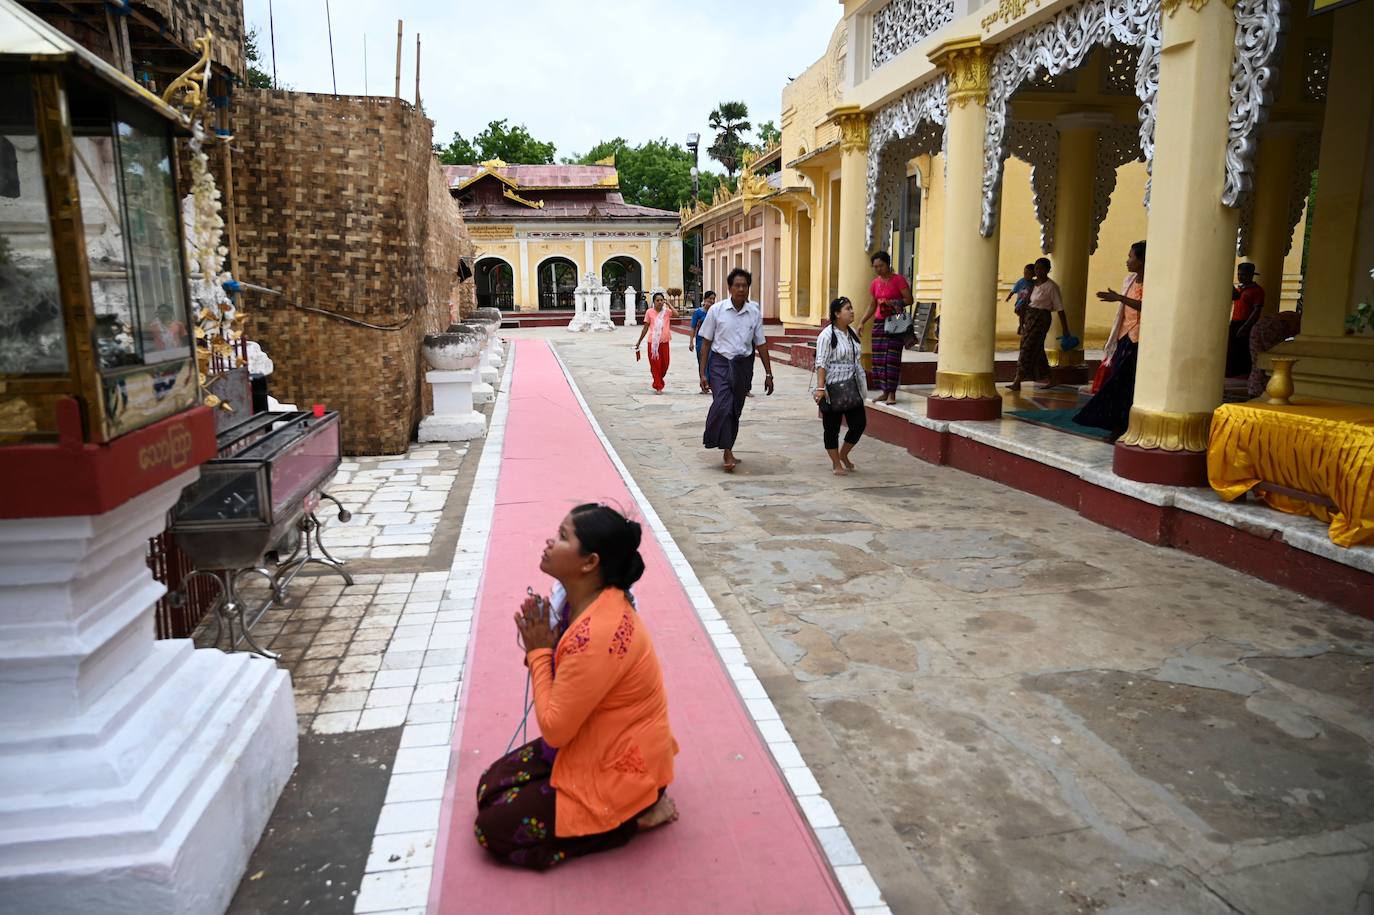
[475,230,681,311]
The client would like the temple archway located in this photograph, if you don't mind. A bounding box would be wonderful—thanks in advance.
[601,255,645,308]
[536,257,578,310]
[474,256,514,310]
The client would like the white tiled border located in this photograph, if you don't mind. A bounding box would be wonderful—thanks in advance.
[549,345,893,915]
[354,346,514,915]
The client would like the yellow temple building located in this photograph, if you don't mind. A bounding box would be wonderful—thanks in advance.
[762,0,1372,490]
[446,160,683,313]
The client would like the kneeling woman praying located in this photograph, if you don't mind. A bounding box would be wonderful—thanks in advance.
[474,503,679,870]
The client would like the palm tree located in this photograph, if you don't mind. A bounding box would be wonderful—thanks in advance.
[708,101,752,177]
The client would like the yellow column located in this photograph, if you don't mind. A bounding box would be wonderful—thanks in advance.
[1114,0,1239,485]
[928,38,1001,420]
[1270,1,1374,404]
[1242,127,1300,313]
[1050,113,1111,380]
[831,106,874,361]
[1297,1,1374,338]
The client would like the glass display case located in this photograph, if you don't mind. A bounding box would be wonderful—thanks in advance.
[0,61,196,444]
[170,411,342,569]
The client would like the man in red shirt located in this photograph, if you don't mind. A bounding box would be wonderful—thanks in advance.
[1226,263,1265,377]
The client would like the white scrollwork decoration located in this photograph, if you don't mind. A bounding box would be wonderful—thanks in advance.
[866,74,948,249]
[1223,0,1287,208]
[1091,124,1142,254]
[980,0,1160,237]
[1004,121,1060,254]
[871,0,956,72]
[1236,127,1320,257]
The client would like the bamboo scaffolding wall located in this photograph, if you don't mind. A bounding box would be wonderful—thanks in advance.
[230,90,472,455]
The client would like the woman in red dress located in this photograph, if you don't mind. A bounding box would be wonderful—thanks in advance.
[634,292,674,394]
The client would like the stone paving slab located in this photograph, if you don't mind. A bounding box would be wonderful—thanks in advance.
[530,326,1374,915]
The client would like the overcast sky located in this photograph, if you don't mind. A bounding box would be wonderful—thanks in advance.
[242,0,840,165]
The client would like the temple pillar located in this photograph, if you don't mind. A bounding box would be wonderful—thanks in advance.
[928,38,1001,421]
[832,106,874,360]
[1243,127,1300,312]
[1051,113,1112,382]
[1271,0,1374,404]
[1113,0,1239,486]
[517,238,531,311]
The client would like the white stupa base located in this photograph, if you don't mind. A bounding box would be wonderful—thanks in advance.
[419,412,486,442]
[0,473,298,915]
[472,382,495,404]
[480,365,499,386]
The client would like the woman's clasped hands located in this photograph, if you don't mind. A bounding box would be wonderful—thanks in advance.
[515,590,557,652]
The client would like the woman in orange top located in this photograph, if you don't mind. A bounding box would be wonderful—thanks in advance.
[474,503,678,870]
[1076,240,1146,442]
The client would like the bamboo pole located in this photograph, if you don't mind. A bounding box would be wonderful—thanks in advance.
[393,20,403,99]
[219,101,240,279]
[414,34,421,107]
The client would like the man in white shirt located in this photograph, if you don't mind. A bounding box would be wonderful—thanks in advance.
[697,267,775,472]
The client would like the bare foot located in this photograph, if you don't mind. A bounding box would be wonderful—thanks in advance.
[841,457,856,472]
[637,794,679,831]
[832,465,848,476]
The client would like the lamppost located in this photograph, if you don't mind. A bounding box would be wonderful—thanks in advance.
[685,132,701,300]
[686,131,700,204]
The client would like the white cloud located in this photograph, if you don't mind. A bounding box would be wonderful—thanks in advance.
[243,0,840,163]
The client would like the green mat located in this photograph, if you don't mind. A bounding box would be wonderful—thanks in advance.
[1005,407,1111,442]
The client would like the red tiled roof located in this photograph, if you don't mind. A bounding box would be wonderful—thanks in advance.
[460,196,678,220]
[443,163,618,189]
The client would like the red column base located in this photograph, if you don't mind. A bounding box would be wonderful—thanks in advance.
[1112,442,1209,487]
[927,396,1002,421]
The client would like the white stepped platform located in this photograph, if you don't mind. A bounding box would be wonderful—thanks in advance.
[0,472,297,915]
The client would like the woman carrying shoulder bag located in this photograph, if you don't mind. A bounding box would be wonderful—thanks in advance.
[812,297,868,475]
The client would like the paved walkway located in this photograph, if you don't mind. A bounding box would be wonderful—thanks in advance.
[535,327,1374,915]
[428,340,851,912]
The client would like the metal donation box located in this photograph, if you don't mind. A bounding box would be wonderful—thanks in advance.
[1,23,215,515]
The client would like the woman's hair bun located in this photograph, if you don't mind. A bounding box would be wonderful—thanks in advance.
[570,503,646,593]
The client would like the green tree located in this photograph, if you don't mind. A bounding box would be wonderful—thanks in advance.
[434,131,478,164]
[244,26,274,89]
[707,101,752,176]
[568,138,698,212]
[434,119,556,165]
[755,120,781,151]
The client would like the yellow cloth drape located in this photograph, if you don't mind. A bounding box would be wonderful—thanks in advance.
[1207,399,1374,547]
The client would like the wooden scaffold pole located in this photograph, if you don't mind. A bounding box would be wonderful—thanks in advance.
[393,19,403,99]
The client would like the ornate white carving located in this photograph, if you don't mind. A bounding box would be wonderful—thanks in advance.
[1223,0,1287,208]
[1236,128,1320,258]
[980,0,1160,237]
[1004,121,1059,254]
[1091,124,1142,254]
[871,0,955,72]
[1284,131,1320,257]
[866,74,948,249]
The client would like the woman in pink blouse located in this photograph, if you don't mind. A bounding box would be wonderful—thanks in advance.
[857,251,913,404]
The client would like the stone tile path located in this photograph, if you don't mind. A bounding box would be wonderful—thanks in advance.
[326,445,467,562]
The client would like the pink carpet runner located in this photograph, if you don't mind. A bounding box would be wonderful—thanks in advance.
[430,340,847,913]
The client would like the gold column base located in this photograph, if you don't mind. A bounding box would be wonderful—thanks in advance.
[933,370,998,400]
[1048,349,1085,367]
[1119,406,1213,452]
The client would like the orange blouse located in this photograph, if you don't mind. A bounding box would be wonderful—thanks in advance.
[527,588,678,837]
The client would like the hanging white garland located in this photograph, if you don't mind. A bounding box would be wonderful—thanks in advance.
[181,121,241,376]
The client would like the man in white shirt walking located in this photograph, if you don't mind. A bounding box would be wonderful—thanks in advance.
[697,267,775,472]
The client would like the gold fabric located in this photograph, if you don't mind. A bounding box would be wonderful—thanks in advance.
[1207,399,1374,547]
